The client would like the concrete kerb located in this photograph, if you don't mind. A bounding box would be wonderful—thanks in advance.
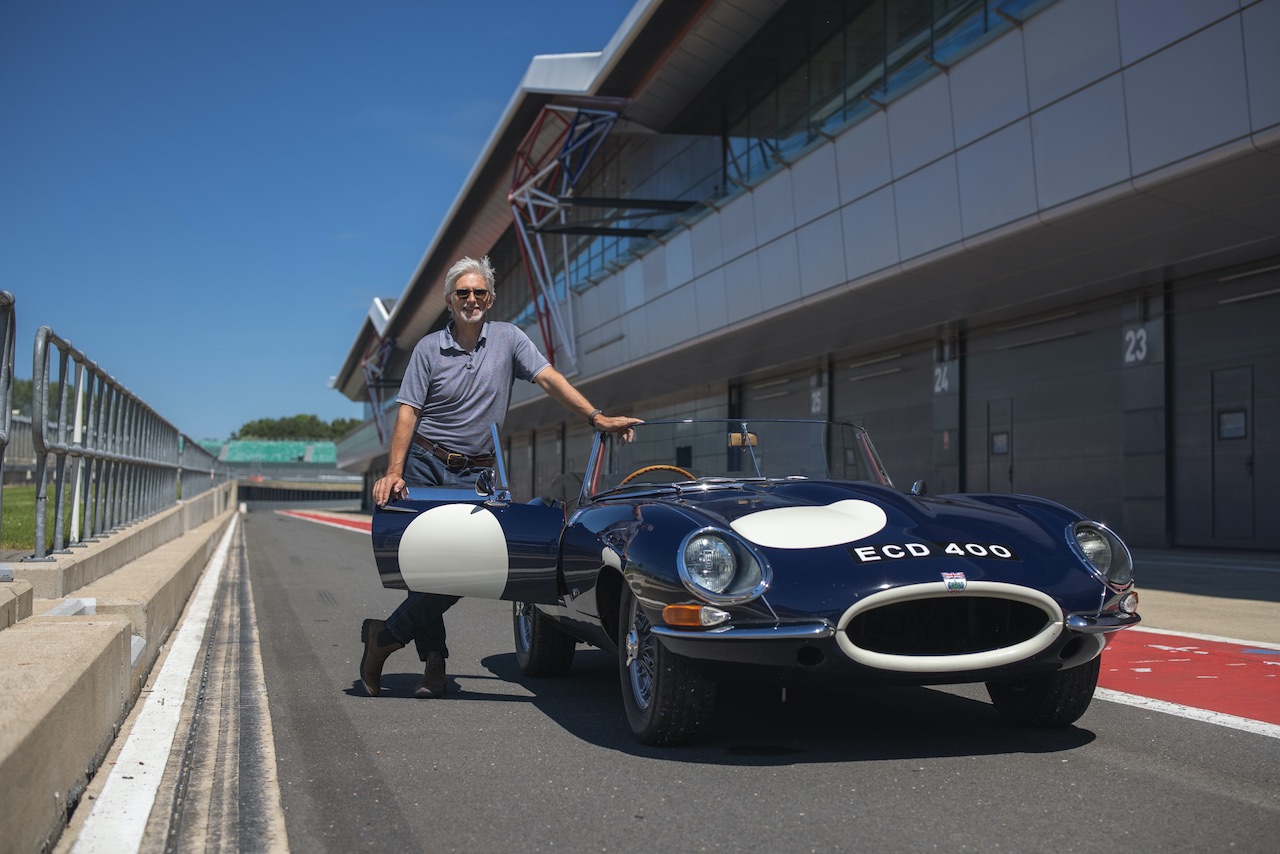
[0,483,239,854]
[0,580,33,629]
[0,615,133,854]
[6,483,236,600]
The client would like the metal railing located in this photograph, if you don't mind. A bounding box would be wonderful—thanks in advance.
[0,292,14,527]
[31,325,229,559]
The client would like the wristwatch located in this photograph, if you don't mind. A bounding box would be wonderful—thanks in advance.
[587,408,603,428]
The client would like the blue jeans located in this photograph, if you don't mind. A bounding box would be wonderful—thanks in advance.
[383,443,483,660]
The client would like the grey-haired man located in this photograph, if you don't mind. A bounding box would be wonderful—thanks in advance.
[360,255,639,698]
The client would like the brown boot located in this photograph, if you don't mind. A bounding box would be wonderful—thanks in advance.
[414,650,448,699]
[360,619,404,697]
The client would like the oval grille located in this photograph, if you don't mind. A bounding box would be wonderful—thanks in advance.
[846,596,1051,656]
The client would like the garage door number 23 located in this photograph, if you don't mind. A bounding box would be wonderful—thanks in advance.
[1124,327,1148,365]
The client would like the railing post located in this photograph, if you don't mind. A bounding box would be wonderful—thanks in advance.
[24,322,229,559]
[0,291,14,540]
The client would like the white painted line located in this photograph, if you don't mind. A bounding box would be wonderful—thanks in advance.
[1130,625,1280,649]
[1095,688,1280,740]
[72,517,239,854]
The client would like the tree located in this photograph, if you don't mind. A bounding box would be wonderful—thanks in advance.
[231,414,359,441]
[10,378,32,416]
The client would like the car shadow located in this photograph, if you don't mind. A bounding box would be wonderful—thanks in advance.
[478,649,1096,765]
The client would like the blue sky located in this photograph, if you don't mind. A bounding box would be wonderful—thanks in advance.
[1,0,634,440]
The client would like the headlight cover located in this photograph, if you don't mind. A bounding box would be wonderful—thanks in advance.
[1069,521,1134,590]
[677,528,771,603]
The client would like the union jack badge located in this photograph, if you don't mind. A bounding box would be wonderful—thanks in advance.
[941,571,967,592]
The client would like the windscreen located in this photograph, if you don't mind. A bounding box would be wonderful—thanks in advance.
[591,420,890,495]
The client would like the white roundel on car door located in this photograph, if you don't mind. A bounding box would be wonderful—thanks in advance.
[398,503,510,598]
[730,499,888,549]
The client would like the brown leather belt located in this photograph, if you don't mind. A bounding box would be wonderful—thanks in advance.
[412,434,495,470]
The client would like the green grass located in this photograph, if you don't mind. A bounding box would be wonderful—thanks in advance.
[1,485,76,553]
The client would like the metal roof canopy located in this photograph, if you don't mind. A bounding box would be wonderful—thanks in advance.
[333,0,1280,441]
[333,0,779,400]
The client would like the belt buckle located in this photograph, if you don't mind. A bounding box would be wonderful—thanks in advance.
[445,452,466,469]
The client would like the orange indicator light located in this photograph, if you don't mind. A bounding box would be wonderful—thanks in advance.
[662,605,705,626]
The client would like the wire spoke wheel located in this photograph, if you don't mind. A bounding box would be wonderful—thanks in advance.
[617,586,717,745]
[512,600,576,677]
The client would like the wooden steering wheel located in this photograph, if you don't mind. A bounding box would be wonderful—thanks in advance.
[618,464,696,486]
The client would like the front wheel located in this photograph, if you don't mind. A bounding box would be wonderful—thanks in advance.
[618,587,717,745]
[986,655,1101,727]
[513,601,576,676]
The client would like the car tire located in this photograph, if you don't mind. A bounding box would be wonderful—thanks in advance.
[513,601,576,677]
[618,586,717,745]
[986,655,1101,727]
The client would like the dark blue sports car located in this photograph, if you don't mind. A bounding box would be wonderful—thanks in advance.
[371,420,1139,744]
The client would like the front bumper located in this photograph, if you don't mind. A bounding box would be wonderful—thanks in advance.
[1066,611,1142,632]
[650,580,1137,685]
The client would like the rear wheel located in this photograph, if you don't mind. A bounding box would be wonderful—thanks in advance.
[986,656,1101,727]
[618,587,717,745]
[513,601,576,676]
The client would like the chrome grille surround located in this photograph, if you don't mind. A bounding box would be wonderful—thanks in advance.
[835,581,1064,673]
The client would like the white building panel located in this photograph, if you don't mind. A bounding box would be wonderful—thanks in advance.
[950,27,1030,149]
[642,242,668,301]
[796,211,846,298]
[789,143,840,227]
[752,166,796,244]
[1031,76,1131,210]
[664,229,694,293]
[693,267,729,335]
[1123,18,1251,175]
[622,256,645,311]
[1244,0,1280,131]
[723,251,763,325]
[576,279,604,331]
[1116,0,1240,65]
[690,212,725,278]
[957,119,1038,238]
[893,156,962,261]
[650,283,699,349]
[587,274,623,334]
[621,304,649,363]
[578,316,621,375]
[841,186,900,281]
[1023,0,1121,111]
[718,190,757,262]
[887,74,956,179]
[835,110,893,205]
[757,232,801,312]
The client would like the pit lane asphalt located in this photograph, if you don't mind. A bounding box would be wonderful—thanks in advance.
[55,508,1278,851]
[233,509,1279,852]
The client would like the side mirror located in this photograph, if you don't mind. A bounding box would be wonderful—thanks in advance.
[476,468,510,507]
[910,479,927,496]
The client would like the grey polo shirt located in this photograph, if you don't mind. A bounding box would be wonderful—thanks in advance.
[396,321,550,456]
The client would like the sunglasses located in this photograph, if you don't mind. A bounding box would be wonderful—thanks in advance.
[453,288,491,300]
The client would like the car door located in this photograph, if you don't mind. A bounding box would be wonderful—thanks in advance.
[371,485,566,604]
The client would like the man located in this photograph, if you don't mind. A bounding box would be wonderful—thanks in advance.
[360,255,640,699]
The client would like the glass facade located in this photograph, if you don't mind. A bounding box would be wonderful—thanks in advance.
[486,0,1052,329]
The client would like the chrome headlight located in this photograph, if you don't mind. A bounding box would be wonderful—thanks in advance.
[677,528,770,603]
[1070,521,1134,590]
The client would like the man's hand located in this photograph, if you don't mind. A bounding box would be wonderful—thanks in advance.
[595,414,643,444]
[533,367,642,443]
[373,474,407,506]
